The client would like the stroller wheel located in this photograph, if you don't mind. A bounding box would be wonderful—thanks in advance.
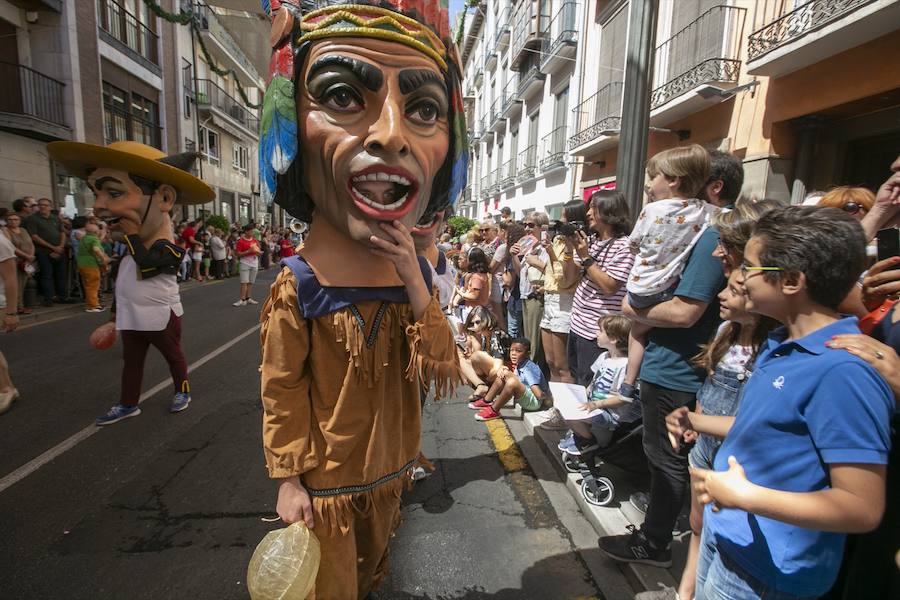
[581,475,615,506]
[562,452,585,473]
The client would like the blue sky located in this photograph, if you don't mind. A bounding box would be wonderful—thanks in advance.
[450,0,465,24]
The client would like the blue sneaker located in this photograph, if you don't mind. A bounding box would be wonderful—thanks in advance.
[96,404,141,426]
[170,392,191,413]
[557,431,576,453]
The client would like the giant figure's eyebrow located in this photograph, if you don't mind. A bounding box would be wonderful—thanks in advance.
[90,176,124,191]
[398,69,445,95]
[306,56,383,91]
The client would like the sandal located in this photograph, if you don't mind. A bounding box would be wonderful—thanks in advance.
[464,384,489,403]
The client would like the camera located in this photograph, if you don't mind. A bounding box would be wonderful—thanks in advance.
[548,220,585,238]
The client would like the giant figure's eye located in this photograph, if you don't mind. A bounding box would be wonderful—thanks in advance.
[323,85,363,112]
[407,99,440,125]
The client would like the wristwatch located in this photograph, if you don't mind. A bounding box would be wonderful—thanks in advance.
[581,257,596,268]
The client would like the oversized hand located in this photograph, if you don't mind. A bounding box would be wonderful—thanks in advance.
[276,477,315,529]
[369,220,420,285]
[691,455,754,512]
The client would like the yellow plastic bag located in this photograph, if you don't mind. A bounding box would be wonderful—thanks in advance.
[247,521,321,600]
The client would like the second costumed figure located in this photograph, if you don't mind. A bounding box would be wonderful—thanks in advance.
[257,1,468,598]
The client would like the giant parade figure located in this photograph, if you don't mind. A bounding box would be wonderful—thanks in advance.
[256,0,467,597]
[46,141,213,425]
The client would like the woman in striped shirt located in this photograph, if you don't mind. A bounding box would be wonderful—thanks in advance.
[568,190,635,386]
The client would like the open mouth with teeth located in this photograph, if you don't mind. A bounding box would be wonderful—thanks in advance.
[98,216,123,226]
[411,211,443,236]
[348,167,419,220]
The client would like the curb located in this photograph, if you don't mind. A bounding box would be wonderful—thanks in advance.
[506,410,685,596]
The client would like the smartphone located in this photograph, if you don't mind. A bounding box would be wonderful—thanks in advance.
[876,228,900,270]
[540,230,549,243]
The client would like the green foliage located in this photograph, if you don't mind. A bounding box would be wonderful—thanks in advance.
[205,214,231,232]
[447,215,477,237]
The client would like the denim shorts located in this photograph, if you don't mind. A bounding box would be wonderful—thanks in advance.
[627,283,677,309]
[588,409,618,448]
[689,366,746,470]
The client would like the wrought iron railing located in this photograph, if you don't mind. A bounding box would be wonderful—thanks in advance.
[650,5,745,108]
[541,1,578,64]
[196,79,259,133]
[748,0,876,61]
[489,97,503,128]
[481,173,492,199]
[516,62,546,99]
[501,74,520,115]
[511,1,550,69]
[500,158,517,189]
[540,126,568,172]
[194,1,261,81]
[569,81,623,150]
[0,62,67,127]
[517,145,538,182]
[103,103,161,149]
[97,0,159,65]
[491,168,502,194]
[494,6,512,46]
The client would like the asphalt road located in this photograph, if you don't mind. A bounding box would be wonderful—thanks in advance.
[0,270,601,599]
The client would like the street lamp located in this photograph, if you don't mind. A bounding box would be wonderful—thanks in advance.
[696,80,760,100]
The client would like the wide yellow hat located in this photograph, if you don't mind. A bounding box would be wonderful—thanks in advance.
[47,140,215,205]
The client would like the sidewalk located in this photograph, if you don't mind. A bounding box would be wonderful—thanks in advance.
[498,402,689,599]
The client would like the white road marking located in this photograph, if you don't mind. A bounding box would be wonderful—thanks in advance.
[0,323,261,495]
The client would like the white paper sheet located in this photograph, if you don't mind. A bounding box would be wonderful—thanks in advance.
[549,382,603,421]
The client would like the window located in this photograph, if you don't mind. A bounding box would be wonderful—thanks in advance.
[232,143,249,174]
[199,125,220,165]
[182,59,194,118]
[103,82,160,148]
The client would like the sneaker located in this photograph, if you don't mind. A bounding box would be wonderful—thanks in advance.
[635,585,680,600]
[170,392,191,413]
[246,298,259,305]
[85,307,106,313]
[617,382,636,399]
[557,431,576,452]
[568,435,600,456]
[630,491,650,514]
[96,404,141,426]
[537,407,569,430]
[0,387,19,415]
[233,299,247,307]
[598,525,672,567]
[474,406,502,421]
[410,466,431,481]
[468,398,492,410]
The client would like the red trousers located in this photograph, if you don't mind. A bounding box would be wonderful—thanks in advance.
[121,311,189,406]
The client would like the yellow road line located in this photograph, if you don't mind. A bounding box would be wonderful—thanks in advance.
[484,418,527,473]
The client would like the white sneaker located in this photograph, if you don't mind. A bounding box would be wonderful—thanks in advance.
[246,298,259,305]
[233,299,247,307]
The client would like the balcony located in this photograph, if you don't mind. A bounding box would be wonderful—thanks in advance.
[510,1,550,72]
[746,0,900,77]
[480,173,492,199]
[474,60,484,89]
[517,62,546,101]
[540,2,578,74]
[569,81,623,155]
[196,79,259,139]
[539,126,567,172]
[517,145,538,183]
[500,74,522,119]
[96,0,159,71]
[489,97,505,132]
[194,1,261,86]
[0,61,70,141]
[490,168,502,194]
[495,7,512,49]
[500,157,517,189]
[649,5,746,125]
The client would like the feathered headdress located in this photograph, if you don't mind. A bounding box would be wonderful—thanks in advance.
[259,0,468,222]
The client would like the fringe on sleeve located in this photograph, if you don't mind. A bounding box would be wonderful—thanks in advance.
[405,298,462,400]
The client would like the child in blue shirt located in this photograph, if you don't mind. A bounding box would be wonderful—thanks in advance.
[682,206,893,599]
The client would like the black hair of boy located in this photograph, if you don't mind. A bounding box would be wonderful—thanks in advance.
[510,337,531,354]
[708,150,744,202]
[754,206,866,309]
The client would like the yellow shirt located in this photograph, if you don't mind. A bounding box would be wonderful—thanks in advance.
[543,237,580,294]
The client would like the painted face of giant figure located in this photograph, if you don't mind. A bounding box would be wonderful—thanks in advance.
[297,38,450,246]
[88,168,176,239]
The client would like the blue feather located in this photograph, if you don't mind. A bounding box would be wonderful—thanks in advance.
[260,0,271,17]
[259,75,298,203]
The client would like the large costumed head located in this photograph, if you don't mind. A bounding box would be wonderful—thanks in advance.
[260,0,468,246]
[46,141,213,241]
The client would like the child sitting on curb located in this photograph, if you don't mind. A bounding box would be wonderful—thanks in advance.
[558,315,639,455]
[467,349,544,422]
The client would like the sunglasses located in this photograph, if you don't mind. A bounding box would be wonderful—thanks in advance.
[840,202,863,214]
[523,223,536,228]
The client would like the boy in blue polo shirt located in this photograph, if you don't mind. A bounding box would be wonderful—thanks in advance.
[687,206,893,599]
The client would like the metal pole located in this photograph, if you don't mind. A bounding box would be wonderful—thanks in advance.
[616,0,658,219]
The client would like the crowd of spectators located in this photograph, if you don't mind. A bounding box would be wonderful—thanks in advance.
[432,147,900,600]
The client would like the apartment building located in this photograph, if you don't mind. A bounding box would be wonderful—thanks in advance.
[459,0,581,221]
[569,0,900,204]
[0,0,283,226]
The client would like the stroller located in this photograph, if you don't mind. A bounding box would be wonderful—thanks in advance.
[561,419,648,507]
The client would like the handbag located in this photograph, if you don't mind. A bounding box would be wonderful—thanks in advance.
[859,298,899,335]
